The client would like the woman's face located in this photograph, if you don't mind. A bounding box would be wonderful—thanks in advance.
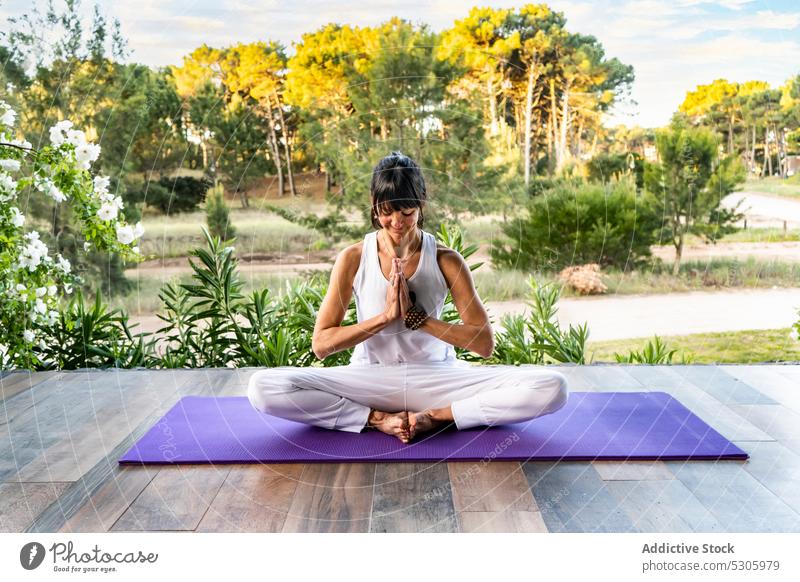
[376,204,419,238]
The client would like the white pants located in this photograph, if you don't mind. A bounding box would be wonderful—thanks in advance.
[247,361,569,433]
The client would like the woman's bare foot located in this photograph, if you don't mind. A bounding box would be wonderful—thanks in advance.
[408,409,452,441]
[366,409,411,443]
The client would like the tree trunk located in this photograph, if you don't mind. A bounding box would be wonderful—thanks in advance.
[557,81,571,172]
[778,127,787,178]
[273,92,296,196]
[751,126,756,175]
[728,115,734,155]
[766,126,773,177]
[524,63,535,187]
[487,74,498,137]
[264,100,284,195]
[548,78,556,176]
[672,235,683,276]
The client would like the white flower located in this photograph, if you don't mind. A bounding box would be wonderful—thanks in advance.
[49,120,74,146]
[48,284,57,296]
[56,253,71,274]
[132,246,140,254]
[10,207,25,227]
[116,224,135,244]
[0,172,17,201]
[0,102,15,127]
[35,286,47,297]
[0,159,20,172]
[65,128,87,146]
[19,232,49,271]
[64,283,73,294]
[83,241,91,251]
[23,329,35,343]
[47,310,59,325]
[15,283,26,292]
[34,298,47,314]
[9,138,32,149]
[791,328,799,342]
[97,203,118,221]
[133,222,144,239]
[74,142,101,169]
[38,339,47,350]
[93,175,110,194]
[38,178,66,203]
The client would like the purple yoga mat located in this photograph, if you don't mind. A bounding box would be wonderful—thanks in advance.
[118,392,748,464]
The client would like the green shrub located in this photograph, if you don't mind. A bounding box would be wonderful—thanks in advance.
[145,176,212,214]
[587,152,644,189]
[205,186,236,241]
[489,277,589,365]
[613,335,693,364]
[38,289,156,370]
[491,179,661,272]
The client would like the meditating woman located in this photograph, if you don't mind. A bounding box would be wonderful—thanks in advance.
[247,151,569,443]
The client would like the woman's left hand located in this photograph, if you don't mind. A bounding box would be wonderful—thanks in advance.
[398,266,413,319]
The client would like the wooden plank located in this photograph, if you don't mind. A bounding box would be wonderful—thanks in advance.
[728,404,800,457]
[723,366,800,414]
[110,465,229,531]
[447,460,546,532]
[670,365,778,405]
[522,461,638,532]
[581,365,645,392]
[449,461,537,512]
[592,460,674,481]
[664,459,800,533]
[605,479,724,533]
[59,467,157,532]
[25,369,217,533]
[11,383,160,482]
[548,365,595,392]
[734,440,800,516]
[458,510,548,533]
[1,371,59,402]
[282,463,374,533]
[625,366,773,442]
[196,464,304,532]
[370,462,457,532]
[0,481,71,532]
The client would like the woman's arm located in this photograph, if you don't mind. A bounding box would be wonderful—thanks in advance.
[312,245,391,360]
[415,249,495,358]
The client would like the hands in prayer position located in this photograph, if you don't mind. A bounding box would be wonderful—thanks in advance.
[372,252,452,443]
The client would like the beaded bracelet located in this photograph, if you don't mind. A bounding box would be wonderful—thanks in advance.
[404,304,428,330]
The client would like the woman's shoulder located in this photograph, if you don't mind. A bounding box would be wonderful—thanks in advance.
[434,241,460,266]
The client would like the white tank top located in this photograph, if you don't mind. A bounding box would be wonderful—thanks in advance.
[349,229,458,366]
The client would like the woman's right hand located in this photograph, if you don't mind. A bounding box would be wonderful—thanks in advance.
[382,259,401,324]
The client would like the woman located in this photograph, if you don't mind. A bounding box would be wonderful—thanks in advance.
[247,152,569,444]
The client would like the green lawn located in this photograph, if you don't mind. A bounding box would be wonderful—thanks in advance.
[587,328,800,364]
[743,175,800,198]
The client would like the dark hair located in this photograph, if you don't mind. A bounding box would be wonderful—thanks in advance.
[370,151,427,230]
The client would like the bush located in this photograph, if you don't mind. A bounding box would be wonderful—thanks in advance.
[145,176,211,214]
[205,186,236,241]
[587,152,644,189]
[613,335,693,364]
[491,179,661,272]
[558,264,607,295]
[490,277,589,365]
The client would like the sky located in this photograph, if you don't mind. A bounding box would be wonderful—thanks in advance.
[1,0,798,128]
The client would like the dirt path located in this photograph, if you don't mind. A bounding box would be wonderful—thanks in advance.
[126,287,800,342]
[722,191,800,228]
[126,238,800,281]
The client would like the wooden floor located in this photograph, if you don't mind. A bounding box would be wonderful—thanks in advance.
[1,364,799,533]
